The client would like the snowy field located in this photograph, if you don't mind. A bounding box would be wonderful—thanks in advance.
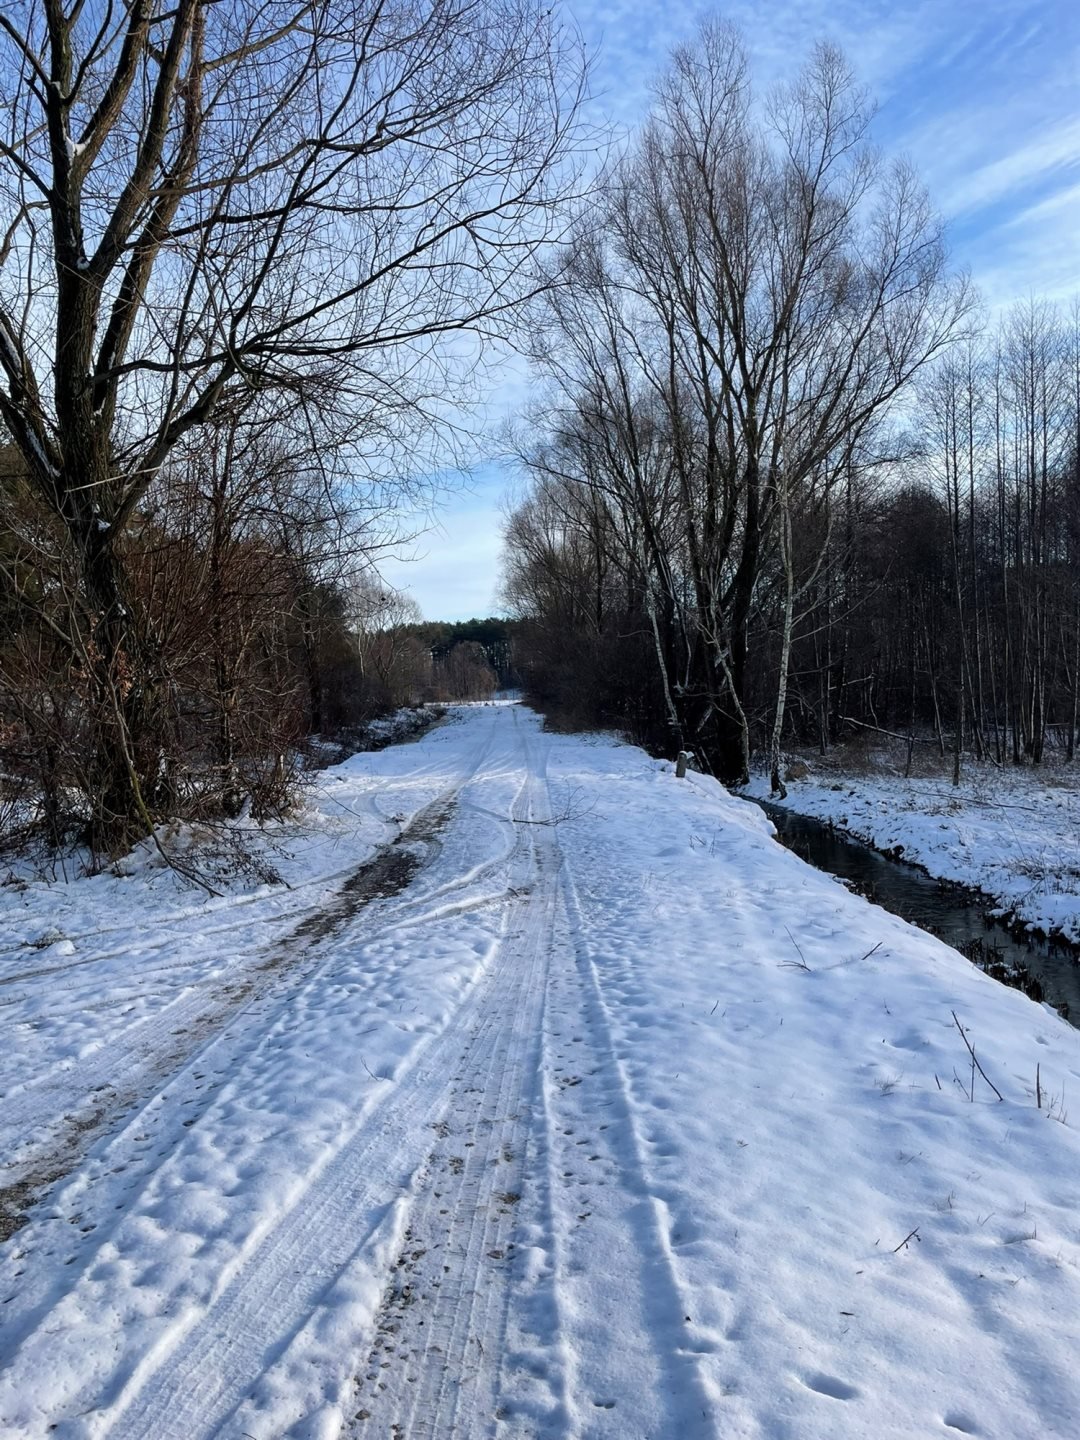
[2,705,1080,1438]
[745,756,1080,942]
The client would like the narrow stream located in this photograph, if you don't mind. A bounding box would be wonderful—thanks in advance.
[754,798,1080,1024]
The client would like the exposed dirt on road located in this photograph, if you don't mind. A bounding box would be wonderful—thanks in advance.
[0,797,456,1244]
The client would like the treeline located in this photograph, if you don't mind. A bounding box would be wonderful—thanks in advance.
[353,606,509,709]
[502,23,1078,788]
[1,418,508,847]
[786,311,1080,775]
[428,620,517,690]
[1,420,371,843]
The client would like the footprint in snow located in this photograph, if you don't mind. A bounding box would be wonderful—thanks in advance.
[943,1413,980,1435]
[801,1372,860,1401]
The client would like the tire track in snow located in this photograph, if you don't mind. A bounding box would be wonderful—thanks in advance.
[0,795,449,1247]
[0,711,538,1440]
[347,731,563,1439]
[492,786,722,1437]
[0,781,404,982]
[0,790,469,1376]
[0,712,500,996]
[81,767,537,1440]
[348,710,720,1438]
[3,708,718,1437]
[0,715,505,1246]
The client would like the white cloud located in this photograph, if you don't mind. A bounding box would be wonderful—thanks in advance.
[931,114,1080,219]
[376,468,512,621]
[1004,179,1080,231]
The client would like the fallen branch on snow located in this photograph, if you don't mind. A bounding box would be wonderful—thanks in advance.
[951,1010,1004,1102]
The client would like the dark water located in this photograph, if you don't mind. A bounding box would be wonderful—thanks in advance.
[754,799,1080,1024]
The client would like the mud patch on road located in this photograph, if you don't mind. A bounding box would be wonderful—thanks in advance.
[0,796,457,1246]
[285,794,456,950]
[0,1096,114,1243]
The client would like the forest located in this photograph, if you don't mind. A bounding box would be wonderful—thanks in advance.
[504,299,1080,792]
[501,26,1080,794]
[0,0,558,854]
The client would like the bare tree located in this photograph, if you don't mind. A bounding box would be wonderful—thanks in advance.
[146,408,372,813]
[0,0,585,843]
[516,19,968,782]
[350,576,430,706]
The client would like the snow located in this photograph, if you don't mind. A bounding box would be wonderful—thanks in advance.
[0,312,22,371]
[745,758,1080,941]
[2,706,1079,1438]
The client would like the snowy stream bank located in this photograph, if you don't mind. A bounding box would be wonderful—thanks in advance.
[744,761,1080,944]
[753,797,1080,1022]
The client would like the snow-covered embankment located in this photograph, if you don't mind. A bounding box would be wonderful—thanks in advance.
[744,761,1080,942]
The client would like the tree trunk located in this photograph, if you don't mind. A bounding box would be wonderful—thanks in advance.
[768,493,795,797]
[80,522,164,849]
[717,459,760,786]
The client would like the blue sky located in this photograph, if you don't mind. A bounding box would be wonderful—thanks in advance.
[379,0,1080,621]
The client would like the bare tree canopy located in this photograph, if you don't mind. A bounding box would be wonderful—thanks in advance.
[0,0,586,843]
[0,0,585,507]
[510,19,970,783]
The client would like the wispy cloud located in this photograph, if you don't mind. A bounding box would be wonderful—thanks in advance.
[393,0,1080,617]
[945,117,1080,215]
[1004,179,1080,231]
[573,0,1079,304]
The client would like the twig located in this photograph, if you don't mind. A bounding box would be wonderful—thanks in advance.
[893,1226,921,1252]
[1036,1062,1042,1111]
[857,941,883,963]
[512,786,595,827]
[779,926,811,971]
[951,1011,1004,1102]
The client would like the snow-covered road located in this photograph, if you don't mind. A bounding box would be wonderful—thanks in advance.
[3,706,1080,1439]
